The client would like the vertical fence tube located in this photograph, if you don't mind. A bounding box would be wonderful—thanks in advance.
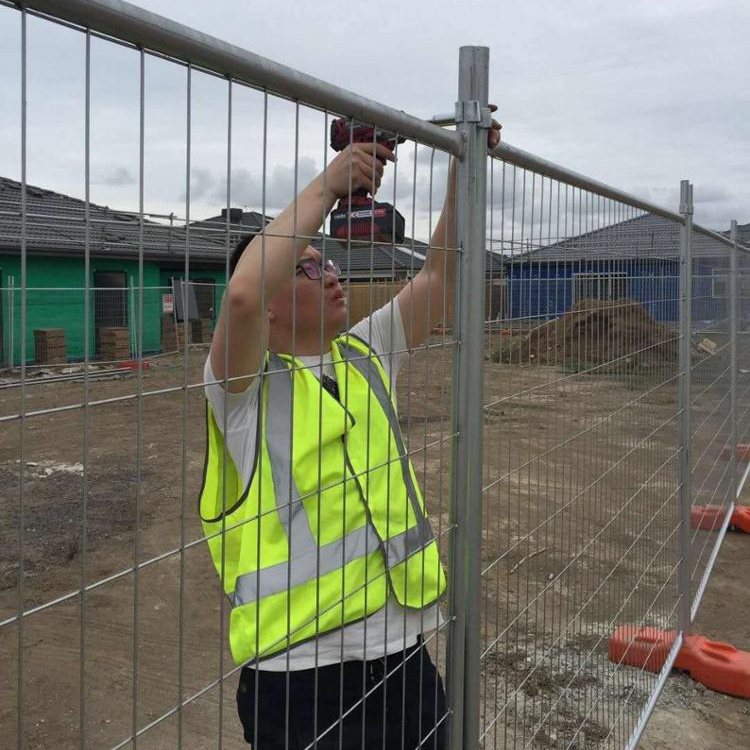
[677,180,693,637]
[446,45,489,750]
[730,221,739,499]
[17,10,28,749]
[129,275,136,358]
[8,277,14,369]
[80,28,92,750]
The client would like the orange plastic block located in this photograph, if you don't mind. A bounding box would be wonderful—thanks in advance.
[720,444,750,462]
[118,359,150,370]
[690,505,728,530]
[609,626,750,698]
[675,634,750,698]
[731,506,750,532]
[690,505,750,533]
[608,625,677,673]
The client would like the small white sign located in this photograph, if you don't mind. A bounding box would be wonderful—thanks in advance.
[162,293,174,314]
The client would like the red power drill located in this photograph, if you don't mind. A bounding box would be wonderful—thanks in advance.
[328,118,406,244]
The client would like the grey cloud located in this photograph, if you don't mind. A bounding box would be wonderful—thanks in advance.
[184,168,217,202]
[217,156,320,210]
[694,185,733,205]
[177,157,322,213]
[413,145,451,171]
[694,199,746,230]
[389,147,451,212]
[631,184,743,229]
[96,167,136,186]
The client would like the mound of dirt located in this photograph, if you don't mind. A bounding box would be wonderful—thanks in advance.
[499,298,679,367]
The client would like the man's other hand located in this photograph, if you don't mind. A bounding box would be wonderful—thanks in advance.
[488,104,502,149]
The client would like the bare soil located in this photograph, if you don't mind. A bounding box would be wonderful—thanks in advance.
[0,339,746,749]
[497,300,679,368]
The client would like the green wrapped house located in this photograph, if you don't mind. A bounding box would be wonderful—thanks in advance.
[0,177,249,366]
[0,176,431,367]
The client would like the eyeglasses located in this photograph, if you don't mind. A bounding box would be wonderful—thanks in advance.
[295,257,342,280]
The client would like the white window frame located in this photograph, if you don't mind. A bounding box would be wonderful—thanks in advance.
[712,270,750,299]
[572,272,628,304]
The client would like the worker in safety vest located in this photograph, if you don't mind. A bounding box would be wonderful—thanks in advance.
[200,114,501,750]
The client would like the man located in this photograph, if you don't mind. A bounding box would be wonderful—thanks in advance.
[200,115,500,750]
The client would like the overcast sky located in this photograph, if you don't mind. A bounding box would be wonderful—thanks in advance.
[0,0,748,242]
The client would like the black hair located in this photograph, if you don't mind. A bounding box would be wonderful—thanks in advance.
[229,232,259,278]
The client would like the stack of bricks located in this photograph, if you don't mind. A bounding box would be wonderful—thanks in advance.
[34,328,66,365]
[162,316,181,351]
[162,316,213,350]
[162,315,187,351]
[191,318,213,345]
[99,327,131,361]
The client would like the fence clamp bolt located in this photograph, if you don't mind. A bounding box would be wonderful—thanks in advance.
[454,101,492,128]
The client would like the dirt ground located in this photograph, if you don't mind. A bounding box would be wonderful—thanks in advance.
[0,339,747,749]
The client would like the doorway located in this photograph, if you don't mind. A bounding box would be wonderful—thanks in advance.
[93,270,127,354]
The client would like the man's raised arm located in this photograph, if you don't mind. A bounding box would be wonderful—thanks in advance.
[210,143,394,392]
[397,112,501,349]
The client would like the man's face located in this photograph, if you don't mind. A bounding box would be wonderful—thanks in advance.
[268,247,347,341]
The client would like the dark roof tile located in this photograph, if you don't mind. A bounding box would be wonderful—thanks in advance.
[501,213,743,264]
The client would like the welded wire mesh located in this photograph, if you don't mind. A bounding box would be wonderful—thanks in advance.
[1,3,746,750]
[479,162,683,750]
[0,284,221,367]
[734,247,750,496]
[0,3,456,749]
[687,230,735,618]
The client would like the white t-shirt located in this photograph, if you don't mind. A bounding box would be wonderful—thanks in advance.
[203,301,442,670]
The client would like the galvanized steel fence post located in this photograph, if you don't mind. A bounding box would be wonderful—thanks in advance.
[446,45,489,750]
[7,277,14,369]
[677,179,694,637]
[730,220,739,499]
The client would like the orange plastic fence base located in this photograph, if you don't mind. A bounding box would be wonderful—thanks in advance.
[677,635,750,698]
[608,625,677,673]
[118,359,150,371]
[720,443,750,462]
[690,505,750,533]
[608,625,750,698]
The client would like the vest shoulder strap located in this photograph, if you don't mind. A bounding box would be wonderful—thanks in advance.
[334,332,391,388]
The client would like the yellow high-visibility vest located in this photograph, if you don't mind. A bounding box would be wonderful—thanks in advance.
[199,334,446,664]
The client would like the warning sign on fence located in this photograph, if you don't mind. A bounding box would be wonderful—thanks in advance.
[162,293,174,314]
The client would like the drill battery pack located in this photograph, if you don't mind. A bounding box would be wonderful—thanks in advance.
[330,197,405,244]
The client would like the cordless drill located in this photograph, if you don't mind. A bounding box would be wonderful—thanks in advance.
[328,118,406,244]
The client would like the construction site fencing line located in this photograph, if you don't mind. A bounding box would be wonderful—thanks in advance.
[0,2,747,750]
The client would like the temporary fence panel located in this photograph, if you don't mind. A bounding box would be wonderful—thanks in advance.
[1,2,460,750]
[479,164,683,750]
[736,239,750,495]
[687,224,735,622]
[0,2,745,750]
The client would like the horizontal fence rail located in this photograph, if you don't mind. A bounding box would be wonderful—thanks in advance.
[0,2,748,750]
[10,0,463,157]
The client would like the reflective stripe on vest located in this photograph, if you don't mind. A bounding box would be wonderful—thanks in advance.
[230,509,435,606]
[263,352,317,558]
[336,340,434,548]
[231,522,381,606]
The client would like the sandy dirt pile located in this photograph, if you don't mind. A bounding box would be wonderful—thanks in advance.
[499,299,679,367]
